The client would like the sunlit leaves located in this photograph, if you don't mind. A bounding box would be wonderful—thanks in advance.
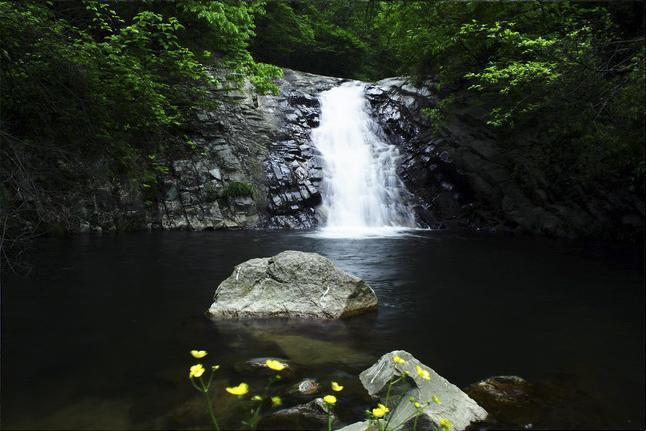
[0,0,281,203]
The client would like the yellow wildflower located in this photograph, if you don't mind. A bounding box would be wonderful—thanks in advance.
[432,394,441,404]
[414,401,422,409]
[271,396,282,407]
[323,395,337,405]
[416,364,431,380]
[190,350,207,359]
[439,418,452,430]
[372,403,389,418]
[251,395,262,401]
[331,381,344,392]
[265,359,287,371]
[189,364,205,378]
[225,383,249,396]
[393,355,406,364]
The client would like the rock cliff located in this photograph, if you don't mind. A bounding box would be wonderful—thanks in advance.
[152,70,341,231]
[73,68,643,239]
[366,77,644,238]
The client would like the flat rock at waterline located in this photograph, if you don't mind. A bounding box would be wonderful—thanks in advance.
[207,250,378,319]
[265,398,336,430]
[339,350,488,431]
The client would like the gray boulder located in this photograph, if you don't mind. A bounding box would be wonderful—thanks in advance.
[208,250,378,319]
[340,350,487,431]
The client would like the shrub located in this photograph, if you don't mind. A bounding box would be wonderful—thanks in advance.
[221,182,255,200]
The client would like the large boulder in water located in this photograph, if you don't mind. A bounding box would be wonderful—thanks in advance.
[339,350,488,431]
[208,250,378,319]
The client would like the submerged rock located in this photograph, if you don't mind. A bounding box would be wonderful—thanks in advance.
[464,375,539,427]
[340,350,487,431]
[234,357,295,378]
[266,398,336,429]
[208,250,378,319]
[289,378,320,396]
[465,375,533,405]
[267,333,374,367]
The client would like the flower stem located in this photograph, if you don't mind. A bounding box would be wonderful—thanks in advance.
[250,403,263,431]
[384,375,402,408]
[382,375,404,431]
[327,410,332,431]
[199,375,220,431]
[412,414,420,431]
[204,389,221,431]
[189,376,203,392]
[384,410,396,431]
[206,368,215,391]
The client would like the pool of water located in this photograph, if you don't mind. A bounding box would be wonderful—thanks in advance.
[1,230,644,429]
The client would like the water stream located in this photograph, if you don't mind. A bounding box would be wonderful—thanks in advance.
[311,83,416,238]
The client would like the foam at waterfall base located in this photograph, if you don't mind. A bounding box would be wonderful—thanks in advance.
[307,225,421,239]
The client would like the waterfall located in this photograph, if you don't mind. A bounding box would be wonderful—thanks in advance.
[311,83,417,237]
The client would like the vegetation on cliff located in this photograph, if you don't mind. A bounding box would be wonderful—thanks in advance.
[0,0,280,269]
[373,2,644,215]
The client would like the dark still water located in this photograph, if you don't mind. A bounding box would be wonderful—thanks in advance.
[2,231,644,430]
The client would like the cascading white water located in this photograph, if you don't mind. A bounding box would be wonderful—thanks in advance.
[312,83,417,238]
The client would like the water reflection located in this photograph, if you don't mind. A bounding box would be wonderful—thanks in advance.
[1,230,643,429]
[211,318,378,368]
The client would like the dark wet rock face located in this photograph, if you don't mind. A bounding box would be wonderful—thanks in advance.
[365,78,644,238]
[366,77,510,231]
[155,70,346,231]
[365,78,470,229]
[73,70,340,232]
[153,81,276,230]
[262,70,343,229]
[155,71,340,231]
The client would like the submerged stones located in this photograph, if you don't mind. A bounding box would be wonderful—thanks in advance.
[235,357,294,378]
[208,250,378,319]
[464,376,538,427]
[465,375,534,406]
[268,398,336,430]
[289,378,321,396]
[463,375,606,428]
